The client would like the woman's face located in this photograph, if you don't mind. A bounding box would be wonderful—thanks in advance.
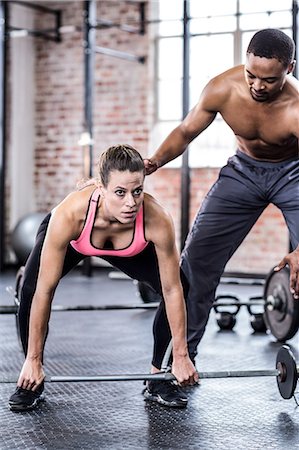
[100,170,145,223]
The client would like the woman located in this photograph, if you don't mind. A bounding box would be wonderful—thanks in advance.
[9,144,198,412]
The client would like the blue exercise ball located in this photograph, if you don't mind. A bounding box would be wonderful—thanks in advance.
[12,212,46,265]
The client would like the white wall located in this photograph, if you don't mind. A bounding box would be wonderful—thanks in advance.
[9,4,35,230]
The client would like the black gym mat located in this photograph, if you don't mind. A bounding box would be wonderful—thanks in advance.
[0,268,298,450]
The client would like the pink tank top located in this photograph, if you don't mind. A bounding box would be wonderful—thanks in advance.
[70,188,148,257]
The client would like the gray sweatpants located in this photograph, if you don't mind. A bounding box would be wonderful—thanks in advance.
[180,150,299,359]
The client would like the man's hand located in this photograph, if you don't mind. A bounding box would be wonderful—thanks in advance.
[17,358,45,392]
[143,158,159,175]
[172,354,199,386]
[275,249,299,299]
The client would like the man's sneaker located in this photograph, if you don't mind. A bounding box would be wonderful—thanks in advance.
[8,383,45,412]
[143,380,188,408]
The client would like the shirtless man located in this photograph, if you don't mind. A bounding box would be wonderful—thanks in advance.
[145,28,299,364]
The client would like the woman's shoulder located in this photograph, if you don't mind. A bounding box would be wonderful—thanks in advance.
[143,193,173,228]
[144,192,168,214]
[53,185,98,219]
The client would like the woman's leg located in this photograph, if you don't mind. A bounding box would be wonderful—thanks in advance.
[102,244,170,369]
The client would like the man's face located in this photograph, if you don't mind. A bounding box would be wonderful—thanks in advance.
[244,53,292,102]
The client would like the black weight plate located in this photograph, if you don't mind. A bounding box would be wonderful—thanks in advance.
[264,267,299,341]
[276,345,298,399]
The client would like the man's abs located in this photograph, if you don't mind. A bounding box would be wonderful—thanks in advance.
[236,135,298,162]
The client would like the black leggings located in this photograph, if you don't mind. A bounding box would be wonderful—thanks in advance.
[18,213,172,369]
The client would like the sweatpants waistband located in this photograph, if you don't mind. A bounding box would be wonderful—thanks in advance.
[235,149,299,169]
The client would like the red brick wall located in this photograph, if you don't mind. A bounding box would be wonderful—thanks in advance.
[34,1,150,211]
[5,1,289,273]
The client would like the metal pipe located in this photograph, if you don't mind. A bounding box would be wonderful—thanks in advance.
[8,27,60,42]
[180,0,191,251]
[95,46,145,63]
[83,0,95,179]
[51,369,282,382]
[0,303,159,314]
[0,298,283,314]
[292,0,298,79]
[0,1,8,272]
[0,369,281,384]
[81,0,96,278]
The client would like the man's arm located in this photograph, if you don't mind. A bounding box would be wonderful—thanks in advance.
[145,80,221,174]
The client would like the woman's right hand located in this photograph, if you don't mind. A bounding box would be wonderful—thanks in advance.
[17,358,45,392]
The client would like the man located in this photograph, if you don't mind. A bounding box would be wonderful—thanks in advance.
[144,28,299,364]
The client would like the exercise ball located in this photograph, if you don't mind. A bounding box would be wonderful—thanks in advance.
[12,212,46,265]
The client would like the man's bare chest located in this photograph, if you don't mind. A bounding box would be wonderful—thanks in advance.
[221,101,293,146]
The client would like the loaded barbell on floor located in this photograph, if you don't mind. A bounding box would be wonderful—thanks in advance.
[0,346,298,402]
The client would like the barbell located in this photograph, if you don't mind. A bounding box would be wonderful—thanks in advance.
[0,346,297,401]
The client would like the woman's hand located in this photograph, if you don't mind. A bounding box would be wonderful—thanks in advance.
[172,354,199,386]
[17,358,45,392]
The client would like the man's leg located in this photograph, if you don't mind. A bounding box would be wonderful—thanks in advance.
[182,155,270,360]
[270,158,299,250]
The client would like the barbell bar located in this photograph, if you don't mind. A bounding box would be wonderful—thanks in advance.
[0,300,279,315]
[0,302,160,315]
[0,346,297,401]
[0,289,280,315]
[0,297,282,314]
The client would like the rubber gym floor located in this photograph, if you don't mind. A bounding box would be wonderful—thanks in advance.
[0,267,298,450]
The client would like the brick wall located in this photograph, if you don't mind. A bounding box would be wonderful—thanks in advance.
[34,1,150,211]
[5,0,289,273]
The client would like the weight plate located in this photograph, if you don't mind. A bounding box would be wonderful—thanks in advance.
[264,267,299,341]
[276,345,298,399]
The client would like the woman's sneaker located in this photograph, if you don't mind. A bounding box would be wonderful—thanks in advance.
[143,380,188,408]
[8,383,45,412]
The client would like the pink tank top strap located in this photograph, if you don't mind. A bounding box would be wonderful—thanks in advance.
[75,188,100,245]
